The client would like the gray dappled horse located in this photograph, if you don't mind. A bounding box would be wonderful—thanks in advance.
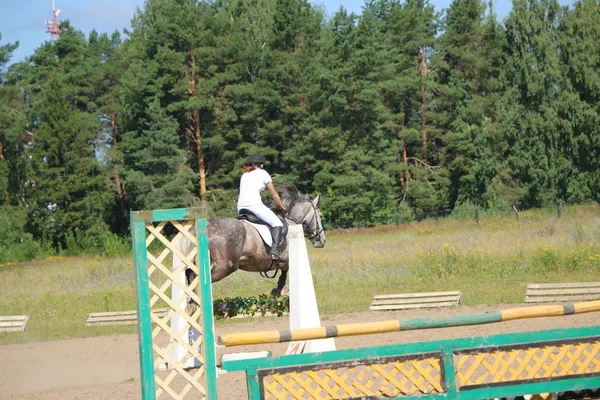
[186,184,326,297]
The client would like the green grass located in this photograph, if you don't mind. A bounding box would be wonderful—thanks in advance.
[0,256,138,343]
[1,204,599,345]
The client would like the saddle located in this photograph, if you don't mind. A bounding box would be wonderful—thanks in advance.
[237,209,288,249]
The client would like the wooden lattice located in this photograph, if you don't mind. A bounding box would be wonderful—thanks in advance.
[145,220,208,400]
[259,354,444,399]
[456,339,600,389]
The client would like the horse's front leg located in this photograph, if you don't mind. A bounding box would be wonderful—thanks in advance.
[271,269,288,297]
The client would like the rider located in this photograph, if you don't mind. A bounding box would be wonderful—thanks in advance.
[237,154,287,260]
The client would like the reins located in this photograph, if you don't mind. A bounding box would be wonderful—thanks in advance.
[261,261,279,279]
[286,201,324,243]
[260,199,324,280]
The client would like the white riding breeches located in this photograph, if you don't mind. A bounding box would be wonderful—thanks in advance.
[238,204,283,228]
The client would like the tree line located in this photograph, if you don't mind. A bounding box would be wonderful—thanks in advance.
[0,0,599,261]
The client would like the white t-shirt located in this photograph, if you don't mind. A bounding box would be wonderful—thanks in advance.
[237,168,272,209]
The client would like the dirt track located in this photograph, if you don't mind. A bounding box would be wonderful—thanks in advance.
[1,304,600,400]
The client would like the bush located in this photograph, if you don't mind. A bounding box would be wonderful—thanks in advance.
[396,203,416,224]
[213,295,289,319]
[62,226,130,257]
[449,200,479,220]
[0,206,48,262]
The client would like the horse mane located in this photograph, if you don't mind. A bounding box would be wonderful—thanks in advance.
[276,183,312,210]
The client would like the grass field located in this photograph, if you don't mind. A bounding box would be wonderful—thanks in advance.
[1,204,599,345]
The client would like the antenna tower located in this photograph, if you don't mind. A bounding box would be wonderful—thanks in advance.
[45,0,62,40]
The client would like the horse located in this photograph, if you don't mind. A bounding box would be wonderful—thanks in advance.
[186,183,326,297]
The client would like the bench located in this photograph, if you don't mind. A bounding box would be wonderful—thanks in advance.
[86,308,168,327]
[0,315,29,333]
[525,282,600,303]
[370,291,462,311]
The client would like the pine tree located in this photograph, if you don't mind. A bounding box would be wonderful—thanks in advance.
[122,98,194,210]
[0,35,40,260]
[0,34,24,205]
[283,5,400,222]
[499,0,574,206]
[120,0,209,211]
[89,30,129,232]
[380,0,448,214]
[438,0,507,207]
[261,0,325,165]
[21,23,113,250]
[27,75,110,247]
[559,0,600,201]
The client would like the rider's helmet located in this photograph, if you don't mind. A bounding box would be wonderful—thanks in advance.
[247,154,266,165]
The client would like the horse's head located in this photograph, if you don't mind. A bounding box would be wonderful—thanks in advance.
[278,184,326,248]
[300,196,327,248]
[286,195,326,248]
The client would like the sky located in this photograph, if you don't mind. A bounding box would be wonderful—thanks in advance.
[1,0,578,67]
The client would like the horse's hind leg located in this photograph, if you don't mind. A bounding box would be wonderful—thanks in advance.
[211,258,237,282]
[209,243,240,282]
[185,254,237,284]
[208,219,244,283]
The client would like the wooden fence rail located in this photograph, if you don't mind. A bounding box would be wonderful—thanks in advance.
[86,308,168,327]
[0,315,28,333]
[370,290,461,311]
[525,282,600,303]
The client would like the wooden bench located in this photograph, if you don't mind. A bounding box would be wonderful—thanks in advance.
[370,291,462,311]
[86,308,168,327]
[525,282,600,303]
[0,315,29,333]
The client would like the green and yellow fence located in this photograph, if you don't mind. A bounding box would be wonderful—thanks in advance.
[132,208,600,400]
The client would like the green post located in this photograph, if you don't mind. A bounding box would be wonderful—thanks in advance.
[557,202,562,218]
[131,215,156,400]
[245,366,261,399]
[441,345,457,399]
[131,208,218,400]
[197,218,219,399]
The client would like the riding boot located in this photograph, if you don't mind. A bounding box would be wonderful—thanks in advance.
[270,226,283,260]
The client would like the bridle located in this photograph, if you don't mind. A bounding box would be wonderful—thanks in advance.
[262,198,324,279]
[286,200,324,244]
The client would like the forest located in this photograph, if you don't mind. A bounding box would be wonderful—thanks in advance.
[0,0,599,261]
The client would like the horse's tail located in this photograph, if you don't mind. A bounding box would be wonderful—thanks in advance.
[179,225,198,286]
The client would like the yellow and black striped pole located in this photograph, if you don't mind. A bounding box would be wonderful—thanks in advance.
[217,300,600,346]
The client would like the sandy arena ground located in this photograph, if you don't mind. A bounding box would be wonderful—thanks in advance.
[1,304,600,400]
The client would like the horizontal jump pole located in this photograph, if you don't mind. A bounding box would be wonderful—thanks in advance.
[217,300,600,347]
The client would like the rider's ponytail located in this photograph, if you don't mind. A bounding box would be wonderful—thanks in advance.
[242,164,257,173]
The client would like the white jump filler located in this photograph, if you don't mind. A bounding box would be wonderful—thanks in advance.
[288,224,336,353]
[161,237,201,370]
